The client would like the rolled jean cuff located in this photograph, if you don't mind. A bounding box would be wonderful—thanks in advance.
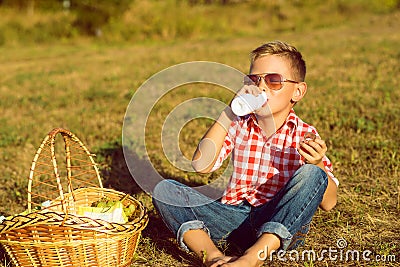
[257,222,292,251]
[177,220,210,252]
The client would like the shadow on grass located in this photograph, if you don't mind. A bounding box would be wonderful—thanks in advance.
[96,143,204,266]
[0,142,205,266]
[141,210,203,266]
[95,142,144,194]
[96,141,207,193]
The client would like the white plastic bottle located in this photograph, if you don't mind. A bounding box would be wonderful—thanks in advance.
[231,92,268,116]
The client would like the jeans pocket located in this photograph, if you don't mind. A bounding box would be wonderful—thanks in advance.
[286,222,311,251]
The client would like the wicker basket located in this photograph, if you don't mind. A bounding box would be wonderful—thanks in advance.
[0,128,148,267]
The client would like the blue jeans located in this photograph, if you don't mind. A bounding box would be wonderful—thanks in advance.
[152,164,328,253]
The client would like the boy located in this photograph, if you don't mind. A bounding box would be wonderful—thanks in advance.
[153,41,338,267]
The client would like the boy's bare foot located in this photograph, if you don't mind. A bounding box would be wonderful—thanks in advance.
[209,254,263,267]
[206,255,237,267]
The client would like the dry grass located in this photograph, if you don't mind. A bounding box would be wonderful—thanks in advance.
[0,3,399,267]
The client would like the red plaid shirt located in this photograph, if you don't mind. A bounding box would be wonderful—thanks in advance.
[211,109,337,207]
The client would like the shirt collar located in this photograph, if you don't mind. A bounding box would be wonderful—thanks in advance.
[286,109,298,131]
[246,109,299,134]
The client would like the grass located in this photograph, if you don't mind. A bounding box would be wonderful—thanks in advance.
[0,1,399,266]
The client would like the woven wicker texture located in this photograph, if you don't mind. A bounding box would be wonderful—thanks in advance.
[0,128,148,267]
[27,128,103,212]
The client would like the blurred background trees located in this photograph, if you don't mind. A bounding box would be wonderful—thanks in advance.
[0,0,132,36]
[0,0,398,44]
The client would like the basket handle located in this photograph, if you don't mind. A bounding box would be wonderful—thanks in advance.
[27,128,103,213]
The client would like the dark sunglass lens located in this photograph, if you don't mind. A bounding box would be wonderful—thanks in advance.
[266,74,283,89]
[247,75,259,84]
[267,74,282,83]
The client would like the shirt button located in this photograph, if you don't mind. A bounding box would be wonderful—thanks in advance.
[266,143,271,147]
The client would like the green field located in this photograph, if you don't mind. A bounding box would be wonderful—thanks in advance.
[0,1,399,266]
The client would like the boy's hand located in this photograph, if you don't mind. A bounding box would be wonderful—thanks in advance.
[298,137,327,165]
[235,84,263,97]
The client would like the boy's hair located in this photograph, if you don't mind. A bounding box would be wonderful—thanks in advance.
[250,41,306,82]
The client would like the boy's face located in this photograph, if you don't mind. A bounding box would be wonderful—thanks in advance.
[250,55,306,118]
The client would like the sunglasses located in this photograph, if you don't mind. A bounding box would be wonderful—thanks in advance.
[244,73,299,90]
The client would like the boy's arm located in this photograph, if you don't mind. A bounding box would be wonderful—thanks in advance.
[315,160,338,211]
[191,107,236,173]
[299,138,338,211]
